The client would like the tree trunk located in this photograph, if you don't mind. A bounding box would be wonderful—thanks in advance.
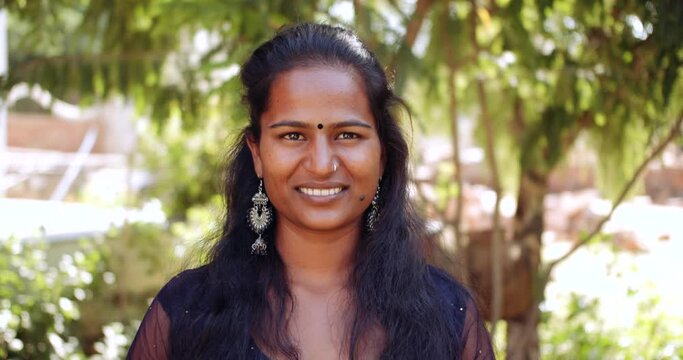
[506,169,547,360]
[467,0,504,334]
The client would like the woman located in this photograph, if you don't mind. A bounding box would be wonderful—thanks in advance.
[128,23,494,359]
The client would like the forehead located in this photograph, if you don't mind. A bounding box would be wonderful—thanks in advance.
[262,66,373,125]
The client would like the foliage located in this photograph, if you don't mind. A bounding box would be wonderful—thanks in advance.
[135,108,235,219]
[0,236,108,358]
[167,198,224,267]
[540,240,683,359]
[540,293,683,359]
[0,218,185,359]
[90,321,140,360]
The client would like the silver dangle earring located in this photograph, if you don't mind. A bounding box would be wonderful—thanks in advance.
[248,178,271,255]
[365,182,381,232]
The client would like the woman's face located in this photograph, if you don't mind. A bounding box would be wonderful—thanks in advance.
[247,66,384,234]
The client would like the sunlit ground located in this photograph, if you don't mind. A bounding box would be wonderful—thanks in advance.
[0,198,165,242]
[543,198,683,355]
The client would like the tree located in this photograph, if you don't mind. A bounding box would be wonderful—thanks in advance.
[374,0,682,358]
[401,0,682,358]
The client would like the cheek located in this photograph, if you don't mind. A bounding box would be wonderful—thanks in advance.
[341,144,383,179]
[260,146,299,180]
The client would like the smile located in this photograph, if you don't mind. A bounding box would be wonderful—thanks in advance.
[297,187,344,197]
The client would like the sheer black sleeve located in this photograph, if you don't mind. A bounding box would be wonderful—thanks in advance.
[127,299,171,360]
[460,299,495,359]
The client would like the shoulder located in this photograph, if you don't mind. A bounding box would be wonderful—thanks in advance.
[155,266,211,317]
[425,265,471,311]
[425,265,484,340]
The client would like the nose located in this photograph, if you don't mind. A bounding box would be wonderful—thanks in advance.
[303,136,337,176]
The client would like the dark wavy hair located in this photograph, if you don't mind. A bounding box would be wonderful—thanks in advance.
[171,23,464,359]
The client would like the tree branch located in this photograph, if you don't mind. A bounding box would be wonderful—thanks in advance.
[544,113,683,277]
[387,0,434,72]
[403,0,434,50]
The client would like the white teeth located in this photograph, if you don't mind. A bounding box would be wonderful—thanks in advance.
[299,187,343,196]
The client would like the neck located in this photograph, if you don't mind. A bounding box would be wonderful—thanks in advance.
[275,220,360,292]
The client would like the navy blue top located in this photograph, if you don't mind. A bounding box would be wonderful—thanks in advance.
[127,265,494,359]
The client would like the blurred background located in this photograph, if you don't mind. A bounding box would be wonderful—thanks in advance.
[1,0,682,359]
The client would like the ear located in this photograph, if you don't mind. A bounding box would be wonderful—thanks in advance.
[246,132,263,178]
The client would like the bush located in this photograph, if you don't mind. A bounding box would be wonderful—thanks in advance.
[0,236,109,358]
[541,292,683,359]
[0,220,179,359]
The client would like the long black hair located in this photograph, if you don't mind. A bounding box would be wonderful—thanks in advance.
[171,23,466,359]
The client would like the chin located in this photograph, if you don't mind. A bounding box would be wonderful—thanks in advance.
[296,217,361,233]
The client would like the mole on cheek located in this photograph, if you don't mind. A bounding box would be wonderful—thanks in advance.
[359,195,366,201]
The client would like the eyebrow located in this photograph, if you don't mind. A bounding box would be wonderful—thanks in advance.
[332,120,372,129]
[268,119,372,129]
[269,120,310,129]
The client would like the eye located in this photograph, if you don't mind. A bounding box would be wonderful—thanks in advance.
[336,132,359,140]
[282,132,305,141]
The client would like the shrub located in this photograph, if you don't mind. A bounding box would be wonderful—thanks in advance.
[0,236,108,358]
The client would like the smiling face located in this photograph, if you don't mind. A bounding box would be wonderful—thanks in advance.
[247,66,384,234]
